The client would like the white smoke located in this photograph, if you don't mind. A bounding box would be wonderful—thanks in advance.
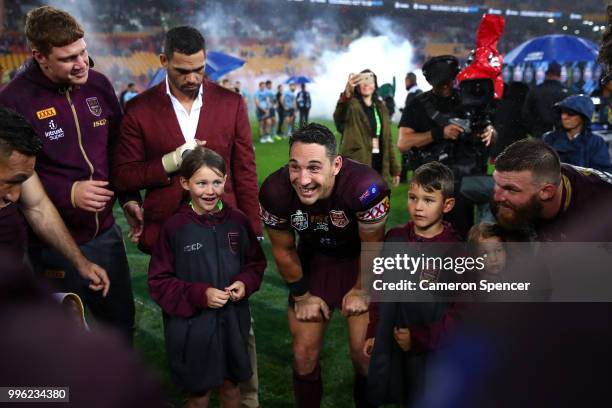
[306,17,428,120]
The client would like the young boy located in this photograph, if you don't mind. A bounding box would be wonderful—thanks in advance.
[364,161,465,406]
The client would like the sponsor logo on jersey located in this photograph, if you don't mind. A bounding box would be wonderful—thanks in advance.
[329,210,349,228]
[93,118,107,128]
[86,97,102,116]
[290,210,309,231]
[311,215,329,232]
[356,196,390,223]
[358,183,379,205]
[44,120,65,140]
[36,107,57,120]
[228,232,240,254]
[184,243,202,252]
[259,204,286,227]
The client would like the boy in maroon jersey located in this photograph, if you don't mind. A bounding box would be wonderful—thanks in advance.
[364,161,465,406]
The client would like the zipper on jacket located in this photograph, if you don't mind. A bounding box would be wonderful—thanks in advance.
[65,90,99,238]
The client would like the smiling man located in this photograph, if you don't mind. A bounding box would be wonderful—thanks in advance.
[0,6,137,342]
[492,138,612,241]
[259,123,390,407]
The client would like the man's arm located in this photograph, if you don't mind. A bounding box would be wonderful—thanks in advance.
[20,173,110,296]
[112,107,172,192]
[231,97,263,236]
[397,124,464,153]
[267,227,330,321]
[267,227,302,283]
[397,126,433,152]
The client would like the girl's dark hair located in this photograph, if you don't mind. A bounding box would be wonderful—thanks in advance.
[354,68,379,99]
[180,147,226,179]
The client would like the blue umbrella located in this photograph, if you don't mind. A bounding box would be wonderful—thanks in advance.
[285,75,313,84]
[147,50,246,88]
[505,34,599,65]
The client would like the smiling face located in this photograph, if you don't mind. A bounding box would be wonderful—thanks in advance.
[492,170,544,229]
[408,183,454,234]
[288,142,341,205]
[162,50,206,99]
[358,81,375,97]
[180,165,226,214]
[0,151,35,209]
[34,38,89,85]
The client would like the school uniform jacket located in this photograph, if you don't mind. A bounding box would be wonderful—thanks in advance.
[148,203,265,393]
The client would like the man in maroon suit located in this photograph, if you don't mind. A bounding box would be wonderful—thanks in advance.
[112,26,261,407]
[113,26,261,253]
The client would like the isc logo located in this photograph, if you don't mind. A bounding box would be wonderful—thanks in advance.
[184,243,202,252]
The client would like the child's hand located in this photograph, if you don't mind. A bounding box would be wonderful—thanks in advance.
[225,281,246,302]
[206,288,230,308]
[393,327,412,351]
[363,338,375,357]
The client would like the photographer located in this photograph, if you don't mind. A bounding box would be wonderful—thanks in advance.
[397,55,495,238]
[334,69,400,185]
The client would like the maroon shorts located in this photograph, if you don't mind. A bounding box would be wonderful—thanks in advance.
[289,252,359,310]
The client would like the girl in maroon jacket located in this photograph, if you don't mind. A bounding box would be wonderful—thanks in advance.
[148,148,265,408]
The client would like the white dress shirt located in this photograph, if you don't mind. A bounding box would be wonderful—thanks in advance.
[165,76,203,142]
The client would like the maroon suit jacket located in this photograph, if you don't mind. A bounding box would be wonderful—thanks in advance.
[113,80,261,253]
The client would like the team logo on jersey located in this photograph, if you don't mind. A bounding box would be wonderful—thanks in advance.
[259,204,286,227]
[228,232,240,255]
[311,215,329,232]
[329,210,349,228]
[359,183,379,205]
[290,210,309,231]
[36,107,56,120]
[356,196,390,223]
[44,120,65,141]
[86,97,102,116]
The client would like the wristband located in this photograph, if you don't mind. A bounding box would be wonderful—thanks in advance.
[287,277,308,297]
[431,126,445,143]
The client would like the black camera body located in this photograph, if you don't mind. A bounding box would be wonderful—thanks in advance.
[454,78,495,136]
[405,78,495,172]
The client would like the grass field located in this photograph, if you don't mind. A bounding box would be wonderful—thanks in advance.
[113,118,409,407]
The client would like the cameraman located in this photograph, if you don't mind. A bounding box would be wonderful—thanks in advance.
[397,55,495,238]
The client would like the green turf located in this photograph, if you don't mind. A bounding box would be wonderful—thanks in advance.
[114,118,409,407]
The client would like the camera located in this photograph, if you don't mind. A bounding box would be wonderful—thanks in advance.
[358,72,375,85]
[453,78,495,136]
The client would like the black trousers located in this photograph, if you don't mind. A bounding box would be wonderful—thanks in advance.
[30,223,135,343]
[298,108,310,128]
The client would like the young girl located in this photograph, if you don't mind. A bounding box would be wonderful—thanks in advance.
[148,147,266,408]
[467,223,509,281]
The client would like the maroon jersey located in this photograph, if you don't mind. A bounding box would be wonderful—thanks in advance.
[259,158,390,258]
[535,165,612,242]
[0,202,27,258]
